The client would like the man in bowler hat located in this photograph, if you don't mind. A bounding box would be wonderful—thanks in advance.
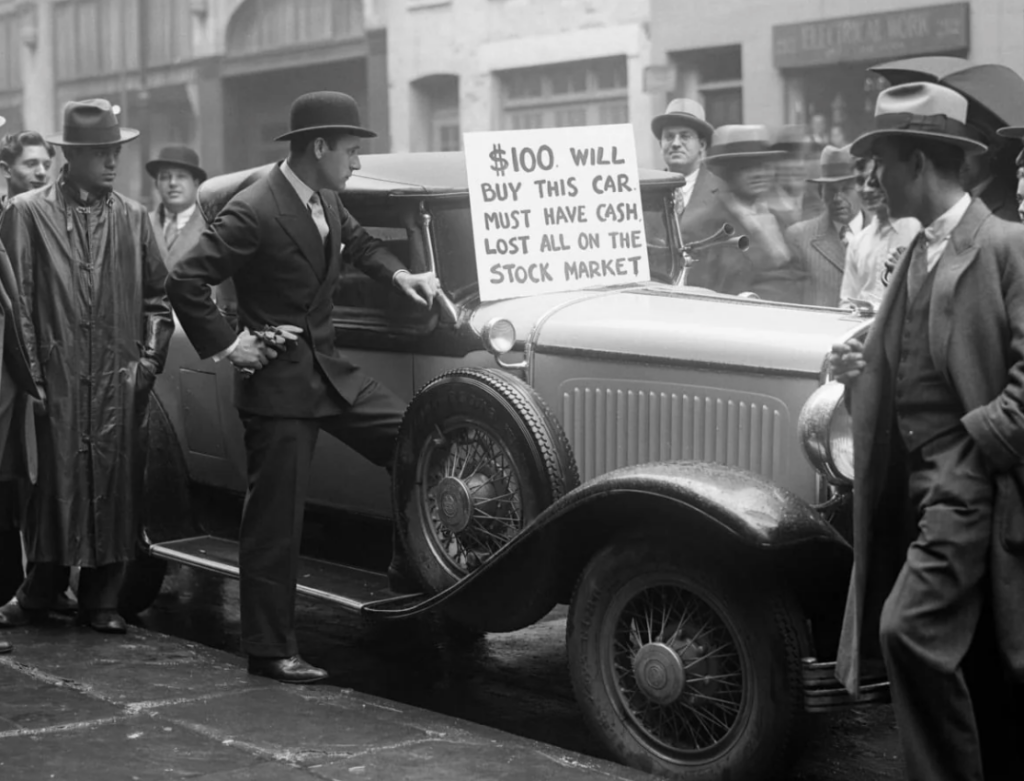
[0,99,173,636]
[832,82,1024,780]
[147,145,207,267]
[167,91,439,684]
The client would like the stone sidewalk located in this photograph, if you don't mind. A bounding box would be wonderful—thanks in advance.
[0,621,648,781]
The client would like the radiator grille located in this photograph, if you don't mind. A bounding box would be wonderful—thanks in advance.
[561,383,788,483]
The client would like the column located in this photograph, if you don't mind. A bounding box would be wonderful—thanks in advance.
[195,60,225,178]
[366,27,389,153]
[19,0,57,135]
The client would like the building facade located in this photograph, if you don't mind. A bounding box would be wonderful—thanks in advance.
[649,0,1024,151]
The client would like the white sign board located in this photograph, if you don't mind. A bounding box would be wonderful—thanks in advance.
[464,124,650,302]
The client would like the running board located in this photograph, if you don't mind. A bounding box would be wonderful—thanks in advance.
[149,535,426,615]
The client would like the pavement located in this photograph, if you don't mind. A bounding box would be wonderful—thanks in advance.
[0,618,650,781]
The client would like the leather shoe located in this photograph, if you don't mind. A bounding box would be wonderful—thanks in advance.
[77,609,127,634]
[0,639,11,654]
[247,655,328,684]
[0,598,47,628]
[51,591,79,614]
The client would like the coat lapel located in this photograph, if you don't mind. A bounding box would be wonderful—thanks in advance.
[269,165,327,280]
[810,213,845,273]
[930,197,988,379]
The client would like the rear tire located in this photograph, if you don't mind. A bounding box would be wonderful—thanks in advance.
[567,541,808,781]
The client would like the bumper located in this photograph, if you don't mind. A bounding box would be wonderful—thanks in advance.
[802,657,890,713]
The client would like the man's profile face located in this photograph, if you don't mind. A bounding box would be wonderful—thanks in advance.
[67,144,120,190]
[155,166,199,214]
[1,145,53,195]
[822,178,862,225]
[855,158,886,214]
[660,125,704,174]
[1016,167,1024,222]
[871,139,914,220]
[318,135,361,191]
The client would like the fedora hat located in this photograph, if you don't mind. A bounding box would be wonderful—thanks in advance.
[146,145,207,181]
[275,91,376,142]
[771,124,812,155]
[46,99,139,147]
[997,124,1024,140]
[651,98,714,140]
[850,82,987,157]
[808,145,857,183]
[704,125,784,169]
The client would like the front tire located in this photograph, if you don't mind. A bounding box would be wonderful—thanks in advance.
[567,541,807,781]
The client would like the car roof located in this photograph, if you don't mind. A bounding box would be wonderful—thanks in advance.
[198,152,685,221]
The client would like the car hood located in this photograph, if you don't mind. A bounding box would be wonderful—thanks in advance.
[473,286,866,377]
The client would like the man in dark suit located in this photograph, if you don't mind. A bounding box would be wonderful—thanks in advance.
[147,146,207,268]
[832,82,1024,781]
[785,145,866,307]
[167,92,438,684]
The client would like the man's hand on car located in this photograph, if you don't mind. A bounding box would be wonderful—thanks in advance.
[830,338,866,384]
[395,270,440,308]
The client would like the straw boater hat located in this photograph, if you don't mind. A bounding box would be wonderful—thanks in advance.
[807,145,857,183]
[46,99,139,147]
[275,91,376,141]
[704,125,784,172]
[849,82,988,158]
[146,145,207,182]
[650,98,715,141]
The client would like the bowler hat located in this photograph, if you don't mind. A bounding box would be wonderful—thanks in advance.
[146,145,207,181]
[651,98,714,140]
[850,82,987,157]
[808,145,857,183]
[704,125,784,170]
[275,91,376,142]
[46,99,139,147]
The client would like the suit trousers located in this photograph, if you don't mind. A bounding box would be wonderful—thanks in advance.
[239,377,404,658]
[879,427,994,781]
[18,562,125,611]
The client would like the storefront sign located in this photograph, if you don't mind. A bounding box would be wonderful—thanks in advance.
[773,3,969,69]
[464,125,650,303]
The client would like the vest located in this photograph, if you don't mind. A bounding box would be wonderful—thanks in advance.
[893,269,964,451]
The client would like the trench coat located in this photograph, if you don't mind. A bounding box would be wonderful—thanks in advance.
[0,178,174,567]
[836,197,1024,695]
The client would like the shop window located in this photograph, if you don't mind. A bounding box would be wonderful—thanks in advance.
[413,74,460,152]
[499,57,629,130]
[671,45,743,127]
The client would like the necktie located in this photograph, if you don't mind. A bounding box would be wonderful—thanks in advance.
[906,231,929,301]
[163,214,179,248]
[307,193,330,243]
[673,180,687,216]
[839,224,851,247]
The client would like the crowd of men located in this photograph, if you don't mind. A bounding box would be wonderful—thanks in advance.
[1,69,1024,781]
[657,92,1023,309]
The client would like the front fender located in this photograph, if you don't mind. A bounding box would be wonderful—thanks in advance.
[366,462,852,628]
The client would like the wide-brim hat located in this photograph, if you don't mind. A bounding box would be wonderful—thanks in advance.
[808,144,857,183]
[997,125,1024,140]
[850,82,987,158]
[771,124,812,155]
[704,124,784,169]
[275,91,376,141]
[651,98,714,140]
[146,145,207,181]
[46,99,139,147]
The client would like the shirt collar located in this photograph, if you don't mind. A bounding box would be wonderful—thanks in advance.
[281,159,317,207]
[833,211,863,236]
[163,202,196,227]
[924,193,972,245]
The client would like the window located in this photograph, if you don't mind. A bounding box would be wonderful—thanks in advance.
[499,57,629,130]
[672,45,743,128]
[333,226,413,312]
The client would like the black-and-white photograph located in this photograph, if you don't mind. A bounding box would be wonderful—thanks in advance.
[1,1,1023,779]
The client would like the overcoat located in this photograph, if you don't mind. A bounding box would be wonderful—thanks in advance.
[836,198,1024,694]
[0,177,174,567]
[148,205,206,268]
[166,163,405,418]
[785,211,865,307]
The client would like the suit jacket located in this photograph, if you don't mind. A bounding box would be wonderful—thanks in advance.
[166,163,405,418]
[786,211,862,307]
[836,197,1024,694]
[149,204,206,268]
[678,166,723,245]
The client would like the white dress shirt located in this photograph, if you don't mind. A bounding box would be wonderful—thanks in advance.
[840,213,921,307]
[922,193,972,272]
[163,203,196,232]
[833,211,864,244]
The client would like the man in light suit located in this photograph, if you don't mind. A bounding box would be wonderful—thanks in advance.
[832,82,1024,781]
[167,92,438,684]
[785,145,865,307]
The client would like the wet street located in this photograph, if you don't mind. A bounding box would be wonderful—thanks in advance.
[135,487,902,781]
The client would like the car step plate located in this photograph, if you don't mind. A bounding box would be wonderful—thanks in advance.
[149,535,425,615]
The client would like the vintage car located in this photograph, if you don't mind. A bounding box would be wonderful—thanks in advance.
[128,152,882,781]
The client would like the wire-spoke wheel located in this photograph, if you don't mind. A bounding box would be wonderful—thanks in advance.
[568,541,807,781]
[394,369,578,632]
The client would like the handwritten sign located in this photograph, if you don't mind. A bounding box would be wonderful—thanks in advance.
[464,124,650,302]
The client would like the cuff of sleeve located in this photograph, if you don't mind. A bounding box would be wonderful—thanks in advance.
[962,406,1017,472]
[392,269,410,287]
[212,335,241,363]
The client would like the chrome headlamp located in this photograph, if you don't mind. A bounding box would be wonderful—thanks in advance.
[798,381,854,486]
[481,317,516,356]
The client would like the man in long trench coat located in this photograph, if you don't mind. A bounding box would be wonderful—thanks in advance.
[831,82,1024,780]
[0,99,173,635]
